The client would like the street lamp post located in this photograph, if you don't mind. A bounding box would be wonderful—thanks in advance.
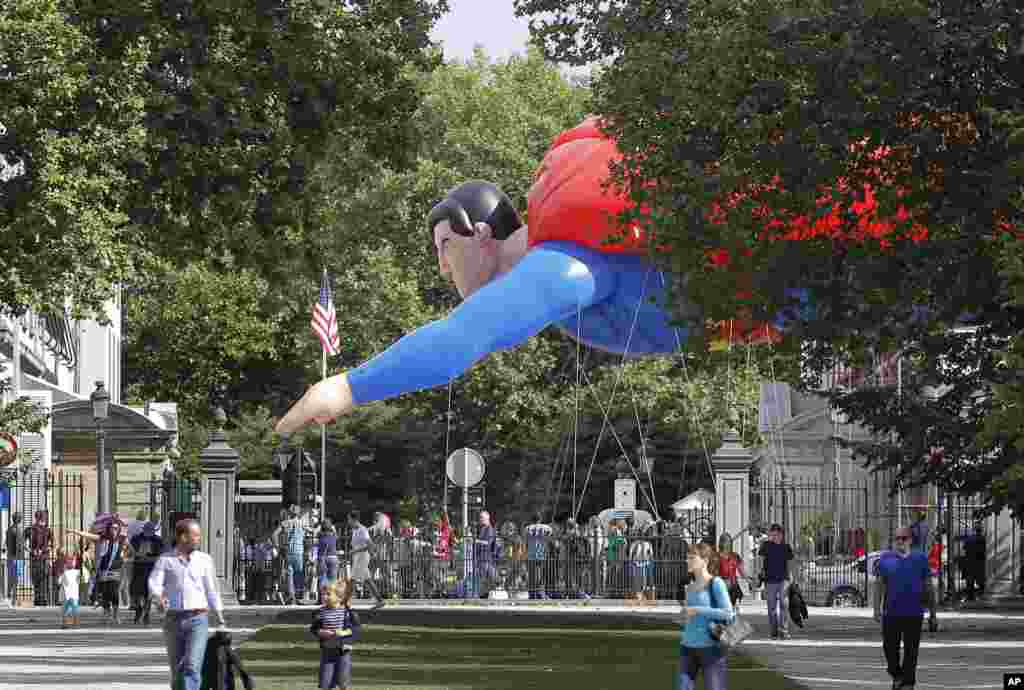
[90,381,110,515]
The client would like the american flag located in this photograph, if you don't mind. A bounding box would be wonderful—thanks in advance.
[311,270,340,356]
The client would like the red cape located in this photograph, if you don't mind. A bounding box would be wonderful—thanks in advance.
[526,116,649,254]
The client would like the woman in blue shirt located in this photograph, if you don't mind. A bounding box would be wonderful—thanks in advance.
[318,519,339,591]
[678,543,735,690]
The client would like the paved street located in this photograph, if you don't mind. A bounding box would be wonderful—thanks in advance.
[0,605,280,689]
[0,603,1021,689]
[741,609,1024,690]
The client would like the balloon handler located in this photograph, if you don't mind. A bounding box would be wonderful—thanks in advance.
[277,117,799,433]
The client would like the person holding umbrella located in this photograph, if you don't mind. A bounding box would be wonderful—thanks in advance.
[70,514,129,624]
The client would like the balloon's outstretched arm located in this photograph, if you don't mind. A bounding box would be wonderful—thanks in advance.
[275,246,608,433]
[347,246,606,403]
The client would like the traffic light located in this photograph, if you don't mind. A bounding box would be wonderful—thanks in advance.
[298,451,318,507]
[271,443,319,510]
[272,447,301,508]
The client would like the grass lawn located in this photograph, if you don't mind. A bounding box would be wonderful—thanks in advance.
[240,622,803,690]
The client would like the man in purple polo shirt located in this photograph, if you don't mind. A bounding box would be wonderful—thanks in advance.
[873,526,935,690]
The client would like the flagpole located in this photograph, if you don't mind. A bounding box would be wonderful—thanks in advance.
[321,346,325,524]
[313,267,335,527]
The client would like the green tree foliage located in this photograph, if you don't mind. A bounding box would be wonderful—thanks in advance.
[535,352,765,521]
[125,262,278,421]
[175,405,288,480]
[518,0,1024,516]
[0,0,146,319]
[984,234,1024,518]
[0,0,446,320]
[822,328,1017,513]
[0,369,50,436]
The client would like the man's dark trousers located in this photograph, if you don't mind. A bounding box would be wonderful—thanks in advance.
[883,615,923,686]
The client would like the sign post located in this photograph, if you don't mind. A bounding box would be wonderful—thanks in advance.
[614,477,637,512]
[446,448,485,591]
[446,448,485,533]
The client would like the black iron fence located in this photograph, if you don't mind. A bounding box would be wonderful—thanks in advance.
[234,527,699,604]
[1,471,85,606]
[750,478,1023,607]
[116,476,201,541]
[751,478,873,606]
[1,473,196,607]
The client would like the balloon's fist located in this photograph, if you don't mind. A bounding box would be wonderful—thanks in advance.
[275,373,354,433]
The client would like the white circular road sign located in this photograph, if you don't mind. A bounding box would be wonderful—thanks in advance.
[446,448,485,488]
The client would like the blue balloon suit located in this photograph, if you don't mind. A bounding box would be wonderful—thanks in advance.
[346,241,684,405]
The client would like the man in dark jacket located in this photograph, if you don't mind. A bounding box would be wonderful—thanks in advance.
[759,524,794,639]
[962,525,986,601]
[4,512,25,604]
[28,511,54,606]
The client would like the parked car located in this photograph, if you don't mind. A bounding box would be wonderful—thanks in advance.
[796,551,881,607]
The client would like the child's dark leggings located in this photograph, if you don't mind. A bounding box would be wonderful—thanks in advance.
[319,650,352,689]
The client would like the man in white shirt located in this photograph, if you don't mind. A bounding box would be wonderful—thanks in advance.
[347,511,385,610]
[148,519,227,690]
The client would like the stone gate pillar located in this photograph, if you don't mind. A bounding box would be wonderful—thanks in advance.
[712,429,755,567]
[199,407,239,606]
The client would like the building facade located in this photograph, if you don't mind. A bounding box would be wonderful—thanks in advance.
[754,379,1020,598]
[0,295,178,530]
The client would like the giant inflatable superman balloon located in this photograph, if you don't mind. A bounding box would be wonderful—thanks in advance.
[276,117,791,432]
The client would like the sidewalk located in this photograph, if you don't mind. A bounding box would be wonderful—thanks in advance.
[235,597,1024,621]
[4,597,1023,621]
[957,594,1024,611]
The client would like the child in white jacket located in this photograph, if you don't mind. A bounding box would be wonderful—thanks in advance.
[58,554,81,629]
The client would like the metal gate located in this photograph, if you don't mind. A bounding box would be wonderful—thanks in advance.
[0,470,85,606]
[0,472,201,607]
[116,476,200,540]
[935,495,1021,603]
[755,478,872,607]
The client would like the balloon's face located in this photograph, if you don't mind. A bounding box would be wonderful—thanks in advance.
[433,219,499,299]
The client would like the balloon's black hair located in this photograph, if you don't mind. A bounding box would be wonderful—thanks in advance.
[427,180,522,241]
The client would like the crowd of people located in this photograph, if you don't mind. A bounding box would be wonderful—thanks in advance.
[230,503,994,617]
[236,506,723,605]
[1,509,165,623]
[0,504,964,690]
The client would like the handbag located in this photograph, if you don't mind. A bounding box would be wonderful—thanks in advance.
[707,577,754,653]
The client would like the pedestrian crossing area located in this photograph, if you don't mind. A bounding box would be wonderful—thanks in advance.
[0,627,177,689]
[0,608,266,690]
